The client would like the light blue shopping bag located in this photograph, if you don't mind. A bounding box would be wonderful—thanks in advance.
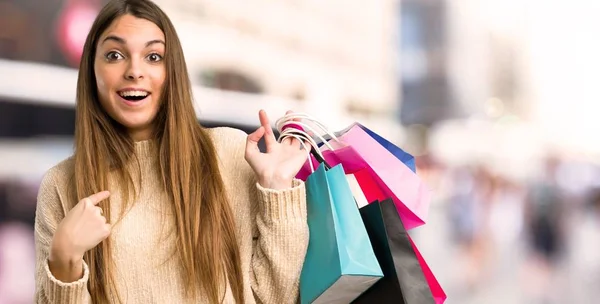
[300,163,383,304]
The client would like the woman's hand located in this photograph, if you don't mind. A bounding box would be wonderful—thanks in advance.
[245,110,310,190]
[48,191,111,282]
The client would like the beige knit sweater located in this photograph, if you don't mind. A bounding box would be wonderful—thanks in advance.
[34,127,309,304]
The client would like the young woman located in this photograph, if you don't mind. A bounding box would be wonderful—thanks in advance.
[34,0,310,303]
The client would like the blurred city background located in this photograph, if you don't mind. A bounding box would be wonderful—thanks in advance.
[1,0,600,303]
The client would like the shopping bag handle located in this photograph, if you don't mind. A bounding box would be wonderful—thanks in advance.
[277,131,318,172]
[275,112,343,145]
[280,120,336,150]
[278,128,332,171]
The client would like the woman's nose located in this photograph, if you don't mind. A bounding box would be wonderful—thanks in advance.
[124,60,144,80]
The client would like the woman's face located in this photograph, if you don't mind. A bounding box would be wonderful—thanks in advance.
[94,14,166,141]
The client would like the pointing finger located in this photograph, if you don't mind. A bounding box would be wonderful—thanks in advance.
[88,191,110,206]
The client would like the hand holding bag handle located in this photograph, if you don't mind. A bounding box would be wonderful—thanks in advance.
[275,112,343,146]
[276,112,343,170]
[276,130,319,172]
[278,124,333,170]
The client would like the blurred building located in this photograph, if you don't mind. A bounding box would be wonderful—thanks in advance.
[398,0,529,124]
[1,0,404,141]
[153,0,400,119]
[0,0,406,178]
[399,0,455,127]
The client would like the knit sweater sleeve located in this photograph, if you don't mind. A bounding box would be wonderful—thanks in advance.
[34,165,92,304]
[250,179,309,304]
[208,126,309,303]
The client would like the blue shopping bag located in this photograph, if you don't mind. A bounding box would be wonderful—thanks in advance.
[301,163,383,304]
[356,124,416,173]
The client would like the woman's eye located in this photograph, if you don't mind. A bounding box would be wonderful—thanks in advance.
[147,53,163,62]
[105,51,124,61]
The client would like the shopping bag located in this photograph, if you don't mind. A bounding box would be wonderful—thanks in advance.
[351,163,429,231]
[281,116,431,230]
[298,144,429,230]
[343,123,416,173]
[326,124,430,229]
[298,121,415,173]
[352,199,446,304]
[300,162,383,304]
[409,235,447,304]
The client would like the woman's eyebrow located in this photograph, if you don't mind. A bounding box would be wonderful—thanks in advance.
[101,35,126,45]
[145,39,165,47]
[101,35,165,47]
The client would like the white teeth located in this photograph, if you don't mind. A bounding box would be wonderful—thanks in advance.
[119,90,148,97]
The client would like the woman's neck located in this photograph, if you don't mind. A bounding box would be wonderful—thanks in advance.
[134,139,157,158]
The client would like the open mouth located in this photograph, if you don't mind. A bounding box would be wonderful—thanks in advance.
[118,90,150,102]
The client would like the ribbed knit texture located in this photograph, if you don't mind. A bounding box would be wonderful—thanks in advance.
[33,127,309,303]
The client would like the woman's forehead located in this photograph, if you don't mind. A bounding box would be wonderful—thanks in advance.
[99,14,164,47]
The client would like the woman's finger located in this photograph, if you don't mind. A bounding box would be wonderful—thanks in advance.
[259,110,276,147]
[281,136,293,145]
[246,126,265,155]
[87,191,111,206]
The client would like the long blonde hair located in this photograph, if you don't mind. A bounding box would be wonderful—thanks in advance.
[73,0,244,302]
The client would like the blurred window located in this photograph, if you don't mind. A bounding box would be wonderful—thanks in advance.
[200,70,264,94]
[0,0,107,67]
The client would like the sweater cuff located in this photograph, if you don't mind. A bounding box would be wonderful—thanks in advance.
[44,258,90,303]
[256,179,307,222]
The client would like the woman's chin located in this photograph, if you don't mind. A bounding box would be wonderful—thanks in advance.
[118,121,154,139]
